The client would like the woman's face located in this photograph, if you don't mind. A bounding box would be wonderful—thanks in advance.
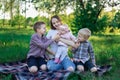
[51,18,61,30]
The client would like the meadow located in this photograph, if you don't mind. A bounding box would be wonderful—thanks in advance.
[0,28,120,80]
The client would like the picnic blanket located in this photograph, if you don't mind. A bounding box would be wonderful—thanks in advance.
[95,65,112,77]
[0,60,71,80]
[0,60,112,80]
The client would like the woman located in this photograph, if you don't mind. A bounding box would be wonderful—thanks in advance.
[46,15,75,71]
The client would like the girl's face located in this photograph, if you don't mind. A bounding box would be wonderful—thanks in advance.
[59,28,66,35]
[59,25,68,35]
[37,24,46,35]
[51,18,61,30]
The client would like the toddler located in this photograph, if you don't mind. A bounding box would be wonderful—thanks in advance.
[73,28,97,72]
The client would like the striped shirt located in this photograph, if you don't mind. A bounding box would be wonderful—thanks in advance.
[27,33,53,59]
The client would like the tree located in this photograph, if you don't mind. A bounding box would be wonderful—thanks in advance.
[0,0,10,26]
[111,10,120,28]
[21,0,31,28]
[32,0,75,16]
[72,0,109,33]
[14,0,21,28]
[0,0,23,27]
[32,0,120,33]
[2,0,19,27]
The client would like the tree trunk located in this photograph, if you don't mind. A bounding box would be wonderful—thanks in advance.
[10,0,13,27]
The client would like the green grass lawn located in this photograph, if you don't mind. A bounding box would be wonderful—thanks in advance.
[0,28,33,63]
[0,28,120,80]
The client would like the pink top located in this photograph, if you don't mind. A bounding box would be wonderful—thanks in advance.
[58,31,76,47]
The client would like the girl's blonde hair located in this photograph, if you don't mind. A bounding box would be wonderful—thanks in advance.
[78,28,91,40]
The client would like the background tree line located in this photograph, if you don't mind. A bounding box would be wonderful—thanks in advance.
[0,0,120,34]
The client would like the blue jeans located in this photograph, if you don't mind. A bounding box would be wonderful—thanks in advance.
[47,57,75,71]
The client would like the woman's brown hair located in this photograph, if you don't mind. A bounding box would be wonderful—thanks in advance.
[50,15,62,30]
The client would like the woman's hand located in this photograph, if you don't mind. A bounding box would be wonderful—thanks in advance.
[46,48,55,55]
[52,34,60,41]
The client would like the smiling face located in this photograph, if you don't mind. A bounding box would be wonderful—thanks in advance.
[51,18,62,30]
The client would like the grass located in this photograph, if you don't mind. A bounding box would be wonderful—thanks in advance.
[0,28,34,63]
[0,28,120,80]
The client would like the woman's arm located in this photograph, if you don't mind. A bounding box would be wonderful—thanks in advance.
[59,38,76,48]
[46,48,55,55]
[59,38,80,49]
[53,34,79,48]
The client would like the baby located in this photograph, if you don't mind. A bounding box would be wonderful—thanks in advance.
[54,24,76,63]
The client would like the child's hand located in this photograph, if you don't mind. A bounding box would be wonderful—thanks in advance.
[74,42,80,48]
[73,58,81,62]
[57,31,62,35]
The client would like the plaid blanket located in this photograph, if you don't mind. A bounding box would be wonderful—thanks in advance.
[0,60,71,80]
[95,65,112,77]
[0,60,112,80]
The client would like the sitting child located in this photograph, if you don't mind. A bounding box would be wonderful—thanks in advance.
[54,24,76,63]
[27,21,56,73]
[73,28,97,73]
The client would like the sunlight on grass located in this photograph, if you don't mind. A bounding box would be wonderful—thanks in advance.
[90,36,105,41]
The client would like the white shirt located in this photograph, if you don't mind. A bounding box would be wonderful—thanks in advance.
[46,29,59,58]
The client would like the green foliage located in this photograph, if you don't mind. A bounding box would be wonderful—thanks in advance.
[33,0,75,15]
[0,19,9,26]
[72,0,109,34]
[10,15,25,27]
[24,16,49,28]
[0,0,119,33]
[1,15,50,28]
[103,27,120,34]
[110,10,120,28]
[38,16,49,27]
[0,3,2,9]
[112,27,120,34]
[104,27,113,34]
[59,14,74,30]
[25,17,39,28]
[26,17,33,27]
[96,15,109,33]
